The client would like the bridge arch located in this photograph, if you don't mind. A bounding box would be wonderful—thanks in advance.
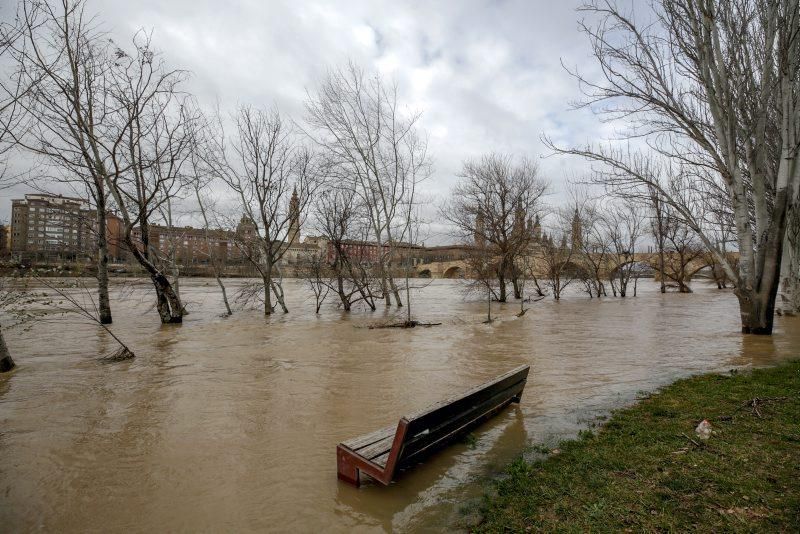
[558,261,590,279]
[418,269,432,278]
[607,260,653,280]
[443,265,464,279]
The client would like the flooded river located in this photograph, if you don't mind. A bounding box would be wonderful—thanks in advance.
[1,279,798,532]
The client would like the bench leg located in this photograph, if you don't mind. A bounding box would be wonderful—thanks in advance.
[337,447,360,487]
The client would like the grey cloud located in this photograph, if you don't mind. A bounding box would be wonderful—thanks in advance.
[1,0,606,235]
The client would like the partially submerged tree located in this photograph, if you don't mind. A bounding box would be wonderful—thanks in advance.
[552,0,800,334]
[660,211,708,293]
[217,105,321,314]
[538,211,582,300]
[443,153,547,302]
[300,248,330,314]
[308,185,378,312]
[4,0,119,324]
[103,35,194,324]
[603,202,645,297]
[305,63,429,308]
[186,114,232,316]
[571,198,611,298]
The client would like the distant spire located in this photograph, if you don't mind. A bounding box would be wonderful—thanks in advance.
[288,187,301,243]
[474,210,485,248]
[571,209,582,251]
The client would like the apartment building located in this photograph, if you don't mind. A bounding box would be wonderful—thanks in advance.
[10,194,95,260]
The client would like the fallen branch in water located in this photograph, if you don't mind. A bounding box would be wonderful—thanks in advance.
[368,320,442,329]
[99,346,135,363]
[38,277,135,361]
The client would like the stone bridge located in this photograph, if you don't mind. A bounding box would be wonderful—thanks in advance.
[415,251,732,281]
[416,261,469,279]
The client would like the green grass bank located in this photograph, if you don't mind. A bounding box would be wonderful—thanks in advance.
[473,360,800,532]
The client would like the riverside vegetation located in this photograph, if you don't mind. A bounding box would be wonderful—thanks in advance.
[471,361,800,532]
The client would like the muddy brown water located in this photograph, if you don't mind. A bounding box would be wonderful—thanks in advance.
[1,279,798,532]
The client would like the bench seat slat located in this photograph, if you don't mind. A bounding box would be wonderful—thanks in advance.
[342,424,396,451]
[371,451,390,468]
[357,434,396,463]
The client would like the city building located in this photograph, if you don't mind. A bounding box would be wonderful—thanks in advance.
[10,193,95,260]
[0,224,9,257]
[130,224,246,266]
[6,193,463,271]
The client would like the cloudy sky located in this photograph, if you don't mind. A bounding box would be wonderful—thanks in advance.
[2,0,614,242]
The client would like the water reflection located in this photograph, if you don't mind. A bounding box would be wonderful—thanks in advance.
[0,279,797,532]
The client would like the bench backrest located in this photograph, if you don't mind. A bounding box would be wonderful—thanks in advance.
[394,365,529,469]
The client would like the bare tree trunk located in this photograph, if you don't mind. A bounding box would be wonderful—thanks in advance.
[95,199,112,325]
[0,327,14,373]
[389,275,402,307]
[270,274,289,313]
[380,267,392,307]
[152,272,183,324]
[263,270,273,315]
[779,208,799,315]
[126,235,183,324]
[737,288,778,335]
[512,276,521,299]
[405,264,412,324]
[738,235,785,334]
[217,275,232,316]
[171,263,182,312]
[336,274,351,311]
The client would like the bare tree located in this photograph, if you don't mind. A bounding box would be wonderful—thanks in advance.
[300,249,330,314]
[396,204,434,326]
[660,210,708,293]
[538,212,582,300]
[571,198,611,298]
[309,186,378,312]
[216,105,321,315]
[550,0,800,334]
[185,113,232,316]
[603,202,645,297]
[442,153,547,302]
[305,62,430,308]
[3,0,120,324]
[103,33,194,324]
[0,5,28,189]
[192,181,233,316]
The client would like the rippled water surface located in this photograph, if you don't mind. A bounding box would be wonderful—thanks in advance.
[1,278,798,532]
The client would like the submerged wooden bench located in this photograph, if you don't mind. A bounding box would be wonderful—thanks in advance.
[336,365,530,486]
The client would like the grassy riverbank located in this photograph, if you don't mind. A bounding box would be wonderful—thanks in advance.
[473,360,800,532]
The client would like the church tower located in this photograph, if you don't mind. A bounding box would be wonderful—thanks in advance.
[288,187,300,244]
[571,209,583,251]
[513,202,525,237]
[474,211,485,248]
